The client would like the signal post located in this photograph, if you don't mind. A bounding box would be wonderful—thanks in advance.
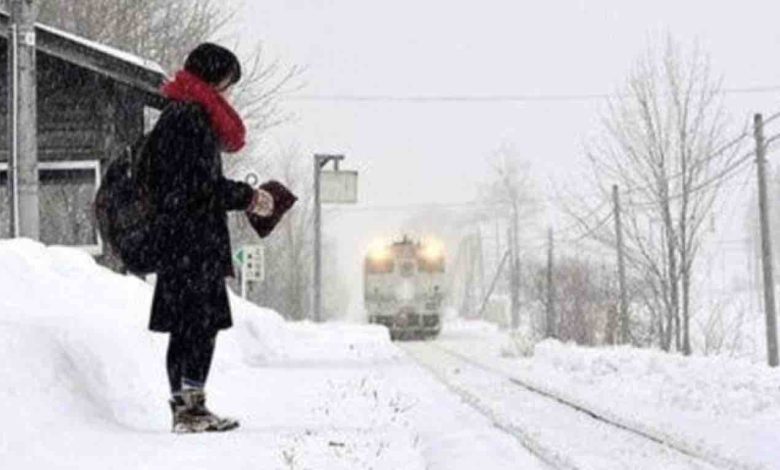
[313,154,358,322]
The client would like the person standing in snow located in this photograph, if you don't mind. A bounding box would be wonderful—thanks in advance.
[146,43,273,433]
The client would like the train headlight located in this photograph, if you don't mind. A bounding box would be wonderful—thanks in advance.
[420,239,445,261]
[367,240,391,261]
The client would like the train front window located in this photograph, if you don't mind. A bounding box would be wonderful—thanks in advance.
[366,259,395,274]
[400,261,415,277]
[418,257,444,273]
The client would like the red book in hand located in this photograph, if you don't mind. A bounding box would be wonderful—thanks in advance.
[246,180,298,238]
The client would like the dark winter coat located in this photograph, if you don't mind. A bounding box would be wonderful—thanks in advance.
[147,101,254,333]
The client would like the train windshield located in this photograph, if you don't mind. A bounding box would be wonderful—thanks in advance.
[418,257,444,273]
[366,258,395,274]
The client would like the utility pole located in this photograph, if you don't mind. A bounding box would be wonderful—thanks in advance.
[460,235,475,317]
[476,227,486,303]
[476,249,510,320]
[754,113,779,367]
[613,185,629,344]
[511,205,521,330]
[313,157,321,322]
[545,227,555,338]
[494,219,501,264]
[7,0,39,239]
[508,227,519,330]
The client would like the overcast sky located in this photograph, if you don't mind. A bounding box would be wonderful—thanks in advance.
[222,1,780,317]
[225,0,779,198]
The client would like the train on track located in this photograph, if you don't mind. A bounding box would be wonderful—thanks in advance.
[364,236,446,340]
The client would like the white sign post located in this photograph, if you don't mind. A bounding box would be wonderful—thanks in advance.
[320,170,358,204]
[235,245,265,299]
[313,155,359,322]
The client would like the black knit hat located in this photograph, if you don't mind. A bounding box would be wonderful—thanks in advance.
[184,43,242,86]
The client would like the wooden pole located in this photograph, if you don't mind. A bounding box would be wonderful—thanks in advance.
[313,155,323,322]
[613,185,629,344]
[508,227,518,329]
[476,249,511,320]
[8,0,39,239]
[754,113,779,367]
[545,227,555,338]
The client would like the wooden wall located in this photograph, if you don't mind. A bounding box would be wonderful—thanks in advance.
[0,47,147,164]
[0,37,153,267]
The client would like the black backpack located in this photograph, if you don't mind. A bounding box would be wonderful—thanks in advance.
[94,135,158,274]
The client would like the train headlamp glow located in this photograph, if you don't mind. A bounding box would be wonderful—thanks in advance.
[367,240,391,261]
[420,239,445,260]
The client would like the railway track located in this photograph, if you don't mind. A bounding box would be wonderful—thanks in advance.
[401,341,753,470]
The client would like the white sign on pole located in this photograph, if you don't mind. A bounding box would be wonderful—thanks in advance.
[243,245,265,282]
[320,170,358,204]
[238,245,265,299]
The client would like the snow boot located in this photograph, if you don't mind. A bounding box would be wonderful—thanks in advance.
[170,389,239,433]
[169,395,210,433]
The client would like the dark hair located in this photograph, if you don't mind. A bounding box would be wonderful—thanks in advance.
[184,43,242,86]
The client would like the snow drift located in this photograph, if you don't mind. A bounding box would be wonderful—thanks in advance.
[438,320,780,470]
[0,239,409,469]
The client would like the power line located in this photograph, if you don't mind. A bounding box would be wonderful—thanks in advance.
[766,132,780,149]
[624,150,755,210]
[321,173,764,215]
[324,113,780,252]
[557,211,615,245]
[324,192,602,214]
[545,128,770,244]
[600,117,753,201]
[283,85,780,104]
[546,200,612,240]
[324,200,510,213]
[549,110,766,205]
[541,125,775,245]
[286,93,612,103]
[715,152,754,219]
[762,110,780,127]
[613,127,780,209]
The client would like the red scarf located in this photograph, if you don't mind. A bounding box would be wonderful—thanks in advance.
[161,70,246,153]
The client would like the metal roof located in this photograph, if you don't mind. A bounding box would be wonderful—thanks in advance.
[0,11,168,101]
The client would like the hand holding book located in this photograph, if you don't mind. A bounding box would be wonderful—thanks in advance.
[245,180,298,238]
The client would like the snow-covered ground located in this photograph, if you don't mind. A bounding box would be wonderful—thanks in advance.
[0,240,544,469]
[437,319,780,470]
[402,341,720,470]
[6,238,773,469]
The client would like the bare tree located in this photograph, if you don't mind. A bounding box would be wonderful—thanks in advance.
[36,0,230,73]
[480,144,539,235]
[229,145,315,320]
[525,256,615,345]
[14,0,302,256]
[227,144,353,321]
[696,298,751,357]
[404,148,540,321]
[579,37,744,354]
[477,146,541,322]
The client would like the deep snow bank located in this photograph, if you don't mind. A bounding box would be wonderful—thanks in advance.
[532,339,780,419]
[0,239,419,469]
[0,239,397,430]
[528,340,780,469]
[437,319,780,470]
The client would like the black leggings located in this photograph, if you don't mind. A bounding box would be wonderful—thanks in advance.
[166,329,218,394]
